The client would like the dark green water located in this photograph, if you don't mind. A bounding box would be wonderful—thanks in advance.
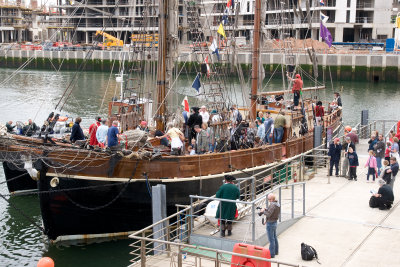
[0,68,398,266]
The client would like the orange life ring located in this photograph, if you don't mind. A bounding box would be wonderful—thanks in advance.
[231,243,271,267]
[57,116,69,122]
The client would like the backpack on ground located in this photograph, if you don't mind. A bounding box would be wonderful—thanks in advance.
[369,196,378,208]
[301,243,320,264]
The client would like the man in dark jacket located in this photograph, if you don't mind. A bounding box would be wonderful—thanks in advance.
[328,138,342,177]
[215,175,240,237]
[387,157,399,188]
[187,107,202,142]
[374,134,385,176]
[70,117,85,143]
[342,137,356,178]
[261,193,281,258]
[23,119,39,137]
[371,179,394,210]
[5,121,15,133]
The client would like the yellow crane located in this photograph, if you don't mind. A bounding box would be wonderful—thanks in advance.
[95,30,123,47]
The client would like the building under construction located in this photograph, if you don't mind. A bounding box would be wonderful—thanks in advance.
[0,0,46,42]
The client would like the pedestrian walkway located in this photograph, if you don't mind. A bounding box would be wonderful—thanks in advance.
[275,139,400,266]
[130,139,400,267]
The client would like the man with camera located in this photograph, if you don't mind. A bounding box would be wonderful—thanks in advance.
[260,193,281,258]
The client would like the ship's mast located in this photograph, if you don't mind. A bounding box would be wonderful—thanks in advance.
[155,0,178,131]
[155,0,168,131]
[250,0,261,121]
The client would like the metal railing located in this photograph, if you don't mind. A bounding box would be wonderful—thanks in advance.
[128,147,331,266]
[129,236,307,267]
[355,17,373,23]
[356,2,374,8]
[189,182,306,243]
[357,119,398,140]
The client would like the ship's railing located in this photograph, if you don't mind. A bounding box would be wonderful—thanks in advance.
[128,148,331,266]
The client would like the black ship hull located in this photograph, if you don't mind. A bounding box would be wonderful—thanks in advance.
[39,172,225,241]
[2,162,37,194]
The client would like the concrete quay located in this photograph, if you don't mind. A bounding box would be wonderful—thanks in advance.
[132,139,400,266]
[0,49,399,82]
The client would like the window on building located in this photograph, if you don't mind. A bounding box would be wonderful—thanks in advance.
[347,0,350,8]
[247,2,250,12]
[346,10,350,23]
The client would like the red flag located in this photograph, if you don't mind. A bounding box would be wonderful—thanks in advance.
[181,96,189,112]
[227,0,232,7]
[204,56,210,77]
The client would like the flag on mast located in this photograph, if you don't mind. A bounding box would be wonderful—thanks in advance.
[192,74,201,92]
[320,12,329,23]
[226,0,234,8]
[217,23,227,39]
[181,96,190,112]
[204,56,211,77]
[209,39,220,61]
[320,22,333,47]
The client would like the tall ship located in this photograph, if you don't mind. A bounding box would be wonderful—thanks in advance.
[0,0,341,241]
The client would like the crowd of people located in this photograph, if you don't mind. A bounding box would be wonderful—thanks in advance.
[182,105,290,156]
[328,126,399,211]
[6,119,39,136]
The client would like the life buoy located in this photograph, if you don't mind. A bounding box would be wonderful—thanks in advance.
[57,116,69,122]
[231,243,271,267]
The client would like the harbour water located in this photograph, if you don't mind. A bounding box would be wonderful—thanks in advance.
[0,68,398,266]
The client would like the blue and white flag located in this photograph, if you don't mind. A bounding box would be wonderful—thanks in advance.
[320,12,329,23]
[209,39,220,61]
[221,7,229,25]
[192,73,201,92]
[319,0,324,6]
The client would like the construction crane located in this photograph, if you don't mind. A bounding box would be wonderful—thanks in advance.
[95,31,123,47]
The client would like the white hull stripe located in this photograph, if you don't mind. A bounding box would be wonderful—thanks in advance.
[46,161,277,182]
[52,230,135,243]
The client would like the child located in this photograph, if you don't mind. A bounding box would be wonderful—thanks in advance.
[347,147,359,181]
[380,160,392,186]
[188,138,196,155]
[188,146,196,155]
[365,150,378,182]
[385,142,392,162]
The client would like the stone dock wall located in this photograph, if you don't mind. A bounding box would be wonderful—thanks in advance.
[0,50,399,82]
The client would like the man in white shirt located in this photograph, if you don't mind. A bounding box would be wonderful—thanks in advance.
[96,119,109,148]
[200,105,210,124]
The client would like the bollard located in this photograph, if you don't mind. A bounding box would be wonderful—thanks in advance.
[152,184,167,254]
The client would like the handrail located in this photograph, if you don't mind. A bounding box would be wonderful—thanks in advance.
[129,236,305,267]
[190,181,306,205]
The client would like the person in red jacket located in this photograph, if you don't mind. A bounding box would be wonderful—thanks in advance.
[89,116,101,146]
[287,73,303,109]
[315,101,324,126]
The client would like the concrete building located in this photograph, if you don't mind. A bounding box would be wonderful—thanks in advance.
[0,1,44,42]
[47,0,397,44]
[47,0,166,44]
